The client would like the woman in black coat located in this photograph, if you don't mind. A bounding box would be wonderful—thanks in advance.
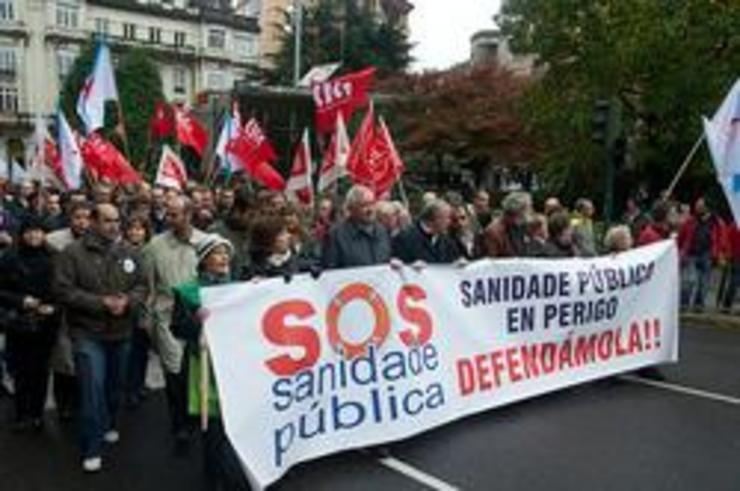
[245,215,316,280]
[0,215,61,431]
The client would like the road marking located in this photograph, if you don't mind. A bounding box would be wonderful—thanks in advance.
[620,375,740,406]
[378,456,461,491]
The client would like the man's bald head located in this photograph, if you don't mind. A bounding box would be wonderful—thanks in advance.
[92,203,120,242]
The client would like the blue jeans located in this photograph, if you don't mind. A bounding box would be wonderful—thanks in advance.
[73,337,130,458]
[681,254,712,309]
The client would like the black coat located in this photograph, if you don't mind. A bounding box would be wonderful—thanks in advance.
[392,222,464,264]
[0,245,61,333]
[321,220,392,270]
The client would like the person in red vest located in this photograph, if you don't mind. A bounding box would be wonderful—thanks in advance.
[677,198,727,311]
[719,220,740,312]
[637,200,674,246]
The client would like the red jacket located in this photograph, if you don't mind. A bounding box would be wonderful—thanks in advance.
[726,224,740,261]
[637,223,671,247]
[677,215,728,261]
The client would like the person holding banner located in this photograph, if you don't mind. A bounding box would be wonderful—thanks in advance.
[321,185,392,270]
[481,191,532,258]
[169,233,250,491]
[392,198,464,265]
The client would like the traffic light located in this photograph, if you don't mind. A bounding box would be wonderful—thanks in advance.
[591,99,611,145]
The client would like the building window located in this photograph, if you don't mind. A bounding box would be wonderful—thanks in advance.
[174,31,186,48]
[173,67,186,94]
[0,47,16,76]
[57,50,77,83]
[233,34,257,60]
[0,0,14,22]
[208,29,226,49]
[149,27,161,44]
[0,85,18,112]
[206,71,225,90]
[56,1,80,29]
[123,23,136,40]
[95,18,110,36]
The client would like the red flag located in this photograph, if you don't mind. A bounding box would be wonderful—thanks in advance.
[80,133,142,184]
[367,118,405,196]
[155,144,188,190]
[174,106,209,157]
[225,118,277,172]
[286,129,313,205]
[348,113,404,196]
[250,161,286,191]
[150,101,174,139]
[347,105,376,184]
[312,67,375,134]
[44,137,65,184]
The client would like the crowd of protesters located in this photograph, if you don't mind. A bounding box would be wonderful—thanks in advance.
[0,174,735,487]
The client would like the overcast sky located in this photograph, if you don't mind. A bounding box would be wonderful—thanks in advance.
[409,1,502,71]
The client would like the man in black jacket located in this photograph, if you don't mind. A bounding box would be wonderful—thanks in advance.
[392,199,463,265]
[54,203,147,473]
[322,185,392,269]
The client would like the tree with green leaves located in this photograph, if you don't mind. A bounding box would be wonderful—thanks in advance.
[267,0,413,84]
[60,42,165,175]
[498,0,740,209]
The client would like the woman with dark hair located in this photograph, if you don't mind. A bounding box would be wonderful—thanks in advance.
[123,213,152,250]
[247,215,309,280]
[0,215,60,431]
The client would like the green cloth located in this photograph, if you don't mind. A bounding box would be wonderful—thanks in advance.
[172,280,221,418]
[188,351,220,417]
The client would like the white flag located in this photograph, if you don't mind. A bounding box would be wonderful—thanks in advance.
[215,104,242,173]
[155,144,188,191]
[318,113,349,193]
[703,78,740,225]
[286,128,313,206]
[0,159,27,185]
[76,42,119,133]
[58,111,83,190]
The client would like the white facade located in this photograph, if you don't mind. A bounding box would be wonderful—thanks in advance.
[0,0,260,164]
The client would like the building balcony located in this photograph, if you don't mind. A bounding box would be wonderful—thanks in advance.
[0,20,29,40]
[0,111,34,133]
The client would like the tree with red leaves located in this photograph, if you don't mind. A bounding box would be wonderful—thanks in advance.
[379,64,538,190]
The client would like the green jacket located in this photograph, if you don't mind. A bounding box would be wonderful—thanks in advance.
[171,277,227,418]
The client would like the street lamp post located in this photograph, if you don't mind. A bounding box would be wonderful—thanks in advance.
[293,0,303,86]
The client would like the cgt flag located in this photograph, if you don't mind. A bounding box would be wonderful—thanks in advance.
[155,144,188,191]
[286,129,314,206]
[175,106,209,157]
[81,133,142,185]
[226,119,284,191]
[312,67,375,134]
[76,42,119,134]
[703,78,740,225]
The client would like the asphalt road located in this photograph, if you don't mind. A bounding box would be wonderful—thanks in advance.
[1,325,739,491]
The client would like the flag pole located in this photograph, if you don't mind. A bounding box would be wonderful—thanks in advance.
[199,334,210,432]
[666,133,706,197]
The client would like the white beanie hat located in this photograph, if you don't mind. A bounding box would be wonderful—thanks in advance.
[196,234,233,265]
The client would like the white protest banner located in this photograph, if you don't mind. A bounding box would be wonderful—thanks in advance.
[202,240,679,489]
